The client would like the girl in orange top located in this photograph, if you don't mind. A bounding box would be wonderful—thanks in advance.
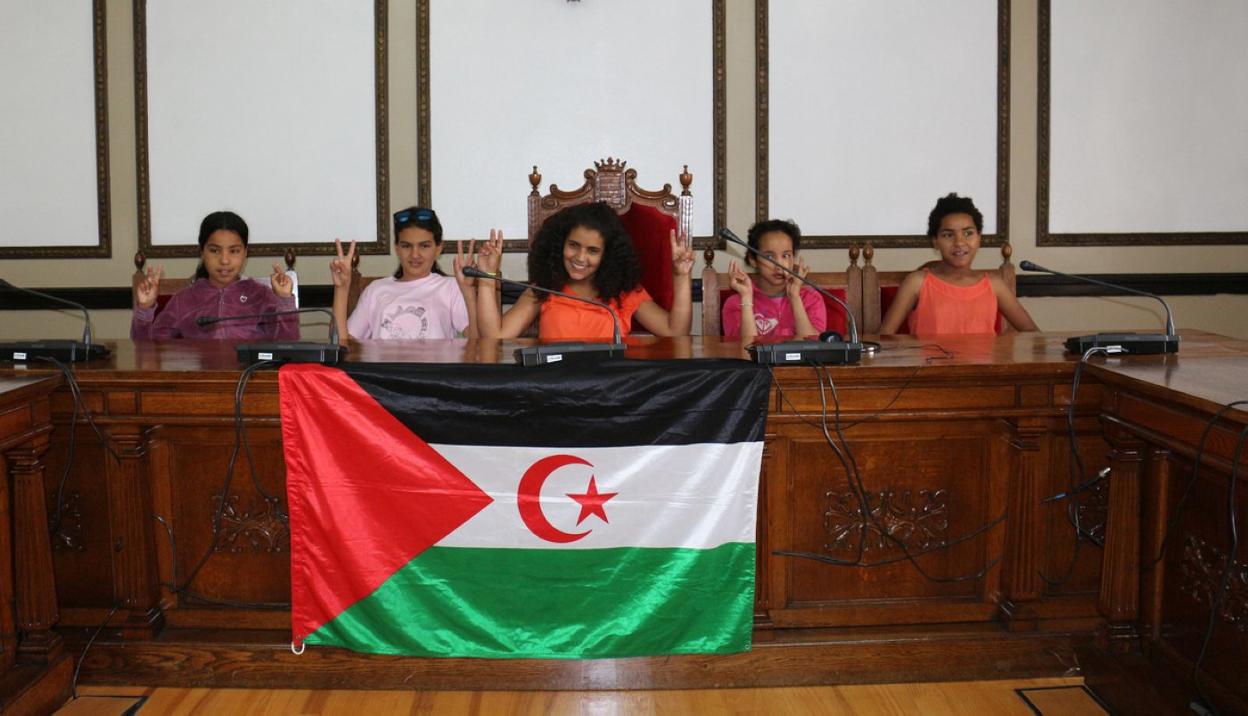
[475,202,694,340]
[880,193,1038,335]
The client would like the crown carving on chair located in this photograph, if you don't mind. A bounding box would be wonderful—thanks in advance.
[593,157,627,173]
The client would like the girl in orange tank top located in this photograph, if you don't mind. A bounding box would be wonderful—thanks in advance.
[879,193,1037,335]
[473,202,695,340]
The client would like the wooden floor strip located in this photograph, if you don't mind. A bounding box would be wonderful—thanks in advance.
[63,677,1110,715]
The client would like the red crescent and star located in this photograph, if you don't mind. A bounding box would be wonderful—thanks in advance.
[517,454,618,544]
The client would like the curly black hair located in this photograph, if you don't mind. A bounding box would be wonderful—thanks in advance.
[745,218,801,267]
[527,202,642,304]
[927,193,983,237]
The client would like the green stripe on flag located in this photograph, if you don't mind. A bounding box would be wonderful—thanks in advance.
[305,543,755,659]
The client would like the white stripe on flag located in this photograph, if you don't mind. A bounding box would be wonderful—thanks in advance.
[430,442,762,550]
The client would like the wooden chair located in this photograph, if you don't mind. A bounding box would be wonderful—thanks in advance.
[528,158,694,319]
[861,242,1016,335]
[701,246,865,338]
[133,249,299,313]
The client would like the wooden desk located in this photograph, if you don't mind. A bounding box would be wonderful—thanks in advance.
[8,332,1247,702]
[0,375,68,714]
[1082,355,1248,714]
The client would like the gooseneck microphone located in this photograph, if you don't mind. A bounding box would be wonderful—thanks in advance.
[196,307,345,364]
[719,228,863,365]
[0,279,110,362]
[464,266,626,366]
[1019,261,1180,355]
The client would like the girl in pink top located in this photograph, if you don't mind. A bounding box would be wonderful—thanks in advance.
[722,219,827,342]
[131,211,298,340]
[880,193,1037,335]
[330,207,477,342]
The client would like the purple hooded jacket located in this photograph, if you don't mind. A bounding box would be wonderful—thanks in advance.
[131,277,299,340]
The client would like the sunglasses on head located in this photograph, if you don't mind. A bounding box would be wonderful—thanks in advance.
[394,208,435,227]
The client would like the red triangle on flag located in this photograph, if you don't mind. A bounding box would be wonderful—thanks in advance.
[279,364,493,642]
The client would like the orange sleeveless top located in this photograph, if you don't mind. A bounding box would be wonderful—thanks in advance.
[907,271,998,335]
[539,286,651,340]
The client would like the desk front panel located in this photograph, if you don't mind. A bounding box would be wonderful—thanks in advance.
[33,338,1112,639]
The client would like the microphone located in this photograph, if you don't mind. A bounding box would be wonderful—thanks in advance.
[196,307,345,364]
[464,266,626,366]
[1019,261,1179,355]
[0,279,110,362]
[718,228,863,365]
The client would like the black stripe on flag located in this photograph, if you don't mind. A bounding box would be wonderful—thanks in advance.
[342,358,770,448]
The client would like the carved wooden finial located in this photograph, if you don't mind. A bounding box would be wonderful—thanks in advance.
[1000,242,1013,260]
[350,250,361,270]
[134,251,147,271]
[863,242,874,266]
[704,245,715,267]
[680,164,692,195]
[284,248,296,270]
[849,244,860,266]
[529,166,541,193]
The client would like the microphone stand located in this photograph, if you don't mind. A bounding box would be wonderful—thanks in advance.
[197,307,346,364]
[719,229,863,365]
[465,266,626,366]
[1019,261,1180,355]
[0,279,110,362]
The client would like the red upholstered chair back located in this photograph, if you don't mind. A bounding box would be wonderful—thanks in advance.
[527,158,692,317]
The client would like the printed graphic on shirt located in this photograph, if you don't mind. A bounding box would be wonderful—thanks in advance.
[754,314,779,336]
[379,304,431,339]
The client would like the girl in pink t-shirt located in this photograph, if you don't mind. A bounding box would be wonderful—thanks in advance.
[722,219,827,343]
[330,207,477,341]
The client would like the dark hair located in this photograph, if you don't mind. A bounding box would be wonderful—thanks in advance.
[745,219,801,267]
[194,211,249,280]
[392,206,446,279]
[527,202,641,304]
[927,193,983,237]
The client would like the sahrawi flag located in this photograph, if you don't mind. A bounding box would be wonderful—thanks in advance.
[278,359,770,659]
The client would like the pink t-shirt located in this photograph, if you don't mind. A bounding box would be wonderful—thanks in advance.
[347,274,469,340]
[722,284,827,339]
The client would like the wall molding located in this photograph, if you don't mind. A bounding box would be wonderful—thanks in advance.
[6,273,1246,312]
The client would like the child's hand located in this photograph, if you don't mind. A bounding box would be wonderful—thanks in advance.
[476,229,503,274]
[134,264,163,309]
[453,239,477,290]
[728,260,752,297]
[785,257,809,298]
[330,239,355,289]
[270,262,294,298]
[670,229,694,276]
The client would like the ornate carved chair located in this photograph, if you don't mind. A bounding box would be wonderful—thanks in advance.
[133,249,299,313]
[701,246,866,338]
[528,158,694,319]
[862,242,1016,335]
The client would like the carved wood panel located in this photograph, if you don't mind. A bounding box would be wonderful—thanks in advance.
[42,426,114,613]
[160,426,291,609]
[768,419,1006,626]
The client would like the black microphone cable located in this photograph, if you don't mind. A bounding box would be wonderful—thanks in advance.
[1039,345,1122,588]
[815,360,1005,583]
[36,357,122,541]
[1191,419,1247,716]
[766,363,1006,580]
[175,360,276,593]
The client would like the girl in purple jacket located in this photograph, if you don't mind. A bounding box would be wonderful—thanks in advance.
[131,211,298,340]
